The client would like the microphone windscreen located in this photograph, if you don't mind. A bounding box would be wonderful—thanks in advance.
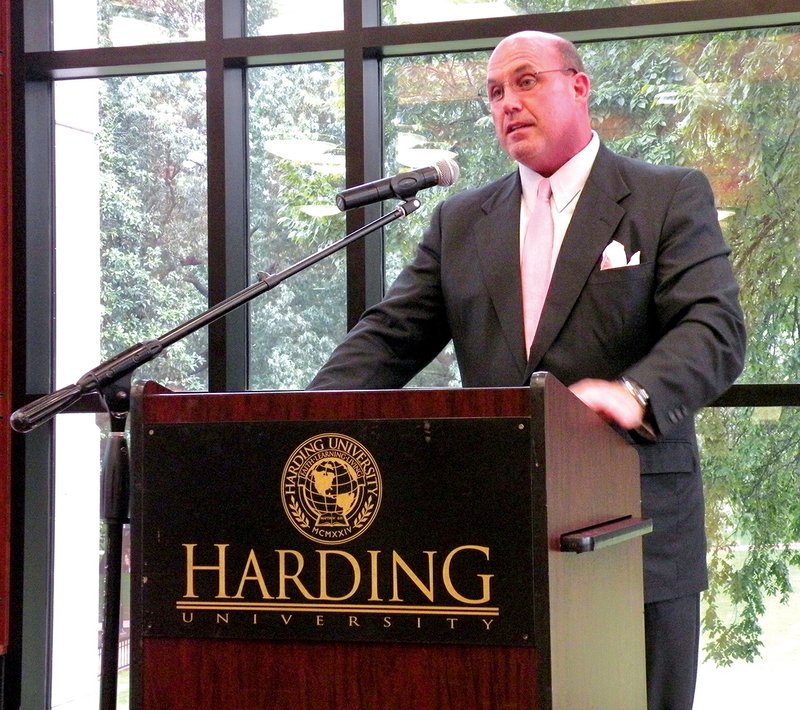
[435,158,460,187]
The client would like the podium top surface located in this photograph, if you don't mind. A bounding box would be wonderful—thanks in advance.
[134,380,540,424]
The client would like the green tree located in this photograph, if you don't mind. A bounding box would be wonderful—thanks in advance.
[246,63,348,389]
[98,71,210,390]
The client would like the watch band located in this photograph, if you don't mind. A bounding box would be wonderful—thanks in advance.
[619,376,649,410]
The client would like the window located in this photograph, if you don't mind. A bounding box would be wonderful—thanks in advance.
[11,1,800,708]
[247,63,347,389]
[53,0,206,50]
[382,0,703,25]
[247,0,343,35]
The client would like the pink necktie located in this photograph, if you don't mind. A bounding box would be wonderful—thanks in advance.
[521,177,554,353]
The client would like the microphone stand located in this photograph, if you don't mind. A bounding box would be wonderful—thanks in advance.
[10,198,421,710]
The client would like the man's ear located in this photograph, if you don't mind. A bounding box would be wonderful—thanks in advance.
[573,72,591,100]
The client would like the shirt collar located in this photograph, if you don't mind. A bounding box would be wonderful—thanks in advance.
[518,131,600,213]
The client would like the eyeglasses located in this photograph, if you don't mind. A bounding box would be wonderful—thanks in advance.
[485,68,577,104]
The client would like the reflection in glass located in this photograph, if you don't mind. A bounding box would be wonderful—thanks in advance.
[383,53,509,286]
[247,0,344,36]
[247,64,347,390]
[54,0,205,50]
[382,0,697,25]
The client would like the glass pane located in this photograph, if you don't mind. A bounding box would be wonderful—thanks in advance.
[382,0,698,25]
[50,416,104,709]
[52,71,207,706]
[54,0,205,50]
[247,63,347,390]
[51,82,104,706]
[383,52,507,287]
[383,28,800,386]
[247,0,344,36]
[697,406,800,706]
[96,73,209,391]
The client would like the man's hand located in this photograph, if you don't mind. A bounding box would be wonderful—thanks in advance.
[568,378,646,431]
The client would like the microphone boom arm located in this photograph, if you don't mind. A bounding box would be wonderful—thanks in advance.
[11,198,422,433]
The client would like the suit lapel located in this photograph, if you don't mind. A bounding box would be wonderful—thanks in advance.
[471,172,529,378]
[527,146,630,373]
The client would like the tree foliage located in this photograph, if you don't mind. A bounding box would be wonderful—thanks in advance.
[97,71,209,389]
[246,63,348,389]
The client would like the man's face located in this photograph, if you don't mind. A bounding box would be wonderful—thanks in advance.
[486,35,591,176]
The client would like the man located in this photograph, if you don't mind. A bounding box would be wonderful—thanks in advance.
[309,31,746,709]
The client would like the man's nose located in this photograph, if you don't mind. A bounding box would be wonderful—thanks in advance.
[501,92,523,113]
[497,85,524,112]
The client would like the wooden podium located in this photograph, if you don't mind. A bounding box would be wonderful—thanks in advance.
[129,374,649,709]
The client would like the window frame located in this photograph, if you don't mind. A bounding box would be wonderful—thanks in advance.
[8,0,800,707]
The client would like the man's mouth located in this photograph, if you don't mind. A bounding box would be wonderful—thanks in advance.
[506,121,531,135]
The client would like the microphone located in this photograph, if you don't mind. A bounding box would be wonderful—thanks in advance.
[336,158,459,211]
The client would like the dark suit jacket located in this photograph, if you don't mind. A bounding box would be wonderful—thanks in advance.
[309,144,746,603]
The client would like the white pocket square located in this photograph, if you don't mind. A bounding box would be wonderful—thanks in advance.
[600,240,640,270]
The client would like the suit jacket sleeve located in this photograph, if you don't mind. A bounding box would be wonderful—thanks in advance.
[307,200,453,390]
[616,167,746,437]
[526,152,746,438]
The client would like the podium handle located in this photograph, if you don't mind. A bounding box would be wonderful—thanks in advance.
[560,516,652,553]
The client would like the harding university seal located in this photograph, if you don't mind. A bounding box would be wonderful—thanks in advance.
[281,433,382,545]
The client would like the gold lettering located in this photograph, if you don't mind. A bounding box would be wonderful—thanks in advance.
[316,615,324,626]
[233,549,273,599]
[277,550,315,600]
[181,613,193,623]
[442,545,493,604]
[391,550,436,602]
[318,550,360,601]
[368,550,382,601]
[348,616,360,627]
[183,543,230,599]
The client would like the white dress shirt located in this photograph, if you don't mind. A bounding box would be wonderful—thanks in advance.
[518,130,601,270]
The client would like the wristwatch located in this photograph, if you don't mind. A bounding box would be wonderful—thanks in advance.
[619,376,649,410]
[619,376,656,439]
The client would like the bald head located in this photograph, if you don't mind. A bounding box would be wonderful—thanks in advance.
[486,31,592,175]
[489,31,585,74]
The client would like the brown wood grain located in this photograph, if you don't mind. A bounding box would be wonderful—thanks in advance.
[142,638,538,710]
[140,380,532,424]
[132,377,647,709]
